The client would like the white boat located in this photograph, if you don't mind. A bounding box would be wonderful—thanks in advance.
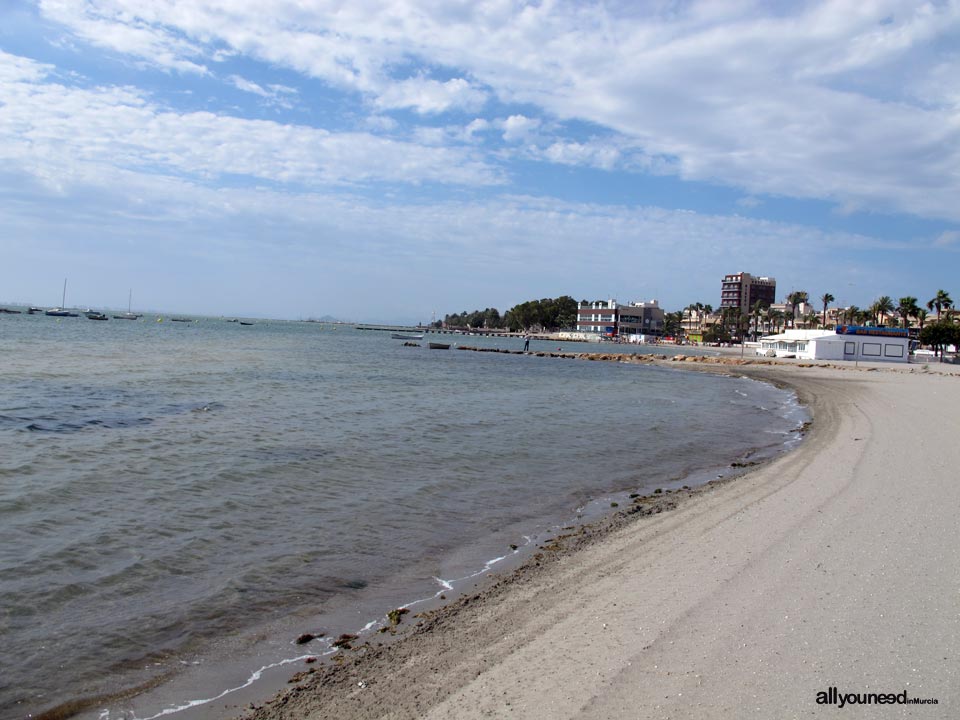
[392,332,424,340]
[113,290,141,320]
[46,279,78,317]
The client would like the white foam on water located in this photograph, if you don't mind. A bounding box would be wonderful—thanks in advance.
[114,653,317,720]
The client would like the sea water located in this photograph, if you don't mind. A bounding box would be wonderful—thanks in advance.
[0,314,806,719]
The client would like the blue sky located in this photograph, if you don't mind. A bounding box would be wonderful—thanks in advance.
[1,0,958,322]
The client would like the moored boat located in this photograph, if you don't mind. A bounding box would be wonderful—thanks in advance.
[85,311,109,321]
[392,332,424,340]
[45,279,78,316]
[428,342,450,350]
[113,290,140,320]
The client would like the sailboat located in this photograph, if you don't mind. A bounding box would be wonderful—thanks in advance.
[113,290,141,320]
[45,279,79,317]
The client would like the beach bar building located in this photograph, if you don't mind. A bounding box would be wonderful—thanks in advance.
[757,326,911,363]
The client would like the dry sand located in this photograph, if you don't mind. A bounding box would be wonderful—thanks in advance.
[239,362,960,719]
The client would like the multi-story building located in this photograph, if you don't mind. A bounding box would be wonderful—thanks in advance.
[576,299,619,335]
[720,272,776,312]
[617,300,665,337]
[576,299,664,337]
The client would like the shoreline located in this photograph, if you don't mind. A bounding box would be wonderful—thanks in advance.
[48,354,803,720]
[233,358,960,719]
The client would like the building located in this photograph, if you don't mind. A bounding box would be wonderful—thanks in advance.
[681,307,715,342]
[617,300,665,338]
[757,326,911,363]
[720,272,776,313]
[576,299,665,338]
[576,299,618,335]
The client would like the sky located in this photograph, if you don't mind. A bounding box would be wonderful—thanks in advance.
[1,0,958,323]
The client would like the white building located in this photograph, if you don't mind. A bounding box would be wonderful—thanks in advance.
[757,327,911,363]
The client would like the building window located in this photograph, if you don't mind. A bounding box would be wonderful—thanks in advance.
[862,343,881,357]
[844,341,856,355]
[884,344,904,358]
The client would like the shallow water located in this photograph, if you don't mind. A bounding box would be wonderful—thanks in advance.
[0,315,806,719]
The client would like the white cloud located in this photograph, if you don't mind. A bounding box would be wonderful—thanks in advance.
[25,1,960,223]
[226,74,298,108]
[539,140,621,170]
[39,0,210,75]
[375,76,487,114]
[500,114,540,142]
[0,52,502,189]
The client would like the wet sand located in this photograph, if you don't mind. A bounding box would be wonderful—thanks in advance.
[237,360,960,719]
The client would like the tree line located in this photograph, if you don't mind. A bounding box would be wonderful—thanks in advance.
[439,296,578,332]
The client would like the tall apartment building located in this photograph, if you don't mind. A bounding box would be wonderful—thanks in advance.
[720,272,776,312]
[576,299,664,337]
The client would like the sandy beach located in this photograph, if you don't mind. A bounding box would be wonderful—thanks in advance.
[239,360,959,719]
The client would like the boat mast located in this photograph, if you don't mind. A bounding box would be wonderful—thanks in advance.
[61,278,67,309]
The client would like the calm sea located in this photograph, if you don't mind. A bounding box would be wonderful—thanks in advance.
[0,313,807,719]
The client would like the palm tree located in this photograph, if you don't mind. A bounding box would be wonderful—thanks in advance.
[872,296,895,326]
[820,292,835,328]
[751,299,767,339]
[775,309,787,333]
[916,308,928,330]
[927,289,953,321]
[786,291,808,327]
[765,306,780,334]
[843,305,859,325]
[663,311,683,337]
[897,296,919,329]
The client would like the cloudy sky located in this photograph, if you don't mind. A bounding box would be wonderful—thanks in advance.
[1,0,958,322]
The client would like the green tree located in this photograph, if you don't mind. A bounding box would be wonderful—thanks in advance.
[703,323,731,345]
[916,308,928,330]
[919,321,958,358]
[872,296,895,326]
[554,296,578,329]
[820,292,835,328]
[897,297,919,329]
[927,289,954,321]
[766,307,785,334]
[502,296,578,332]
[751,299,767,339]
[786,291,809,327]
[842,305,859,326]
[663,311,683,338]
